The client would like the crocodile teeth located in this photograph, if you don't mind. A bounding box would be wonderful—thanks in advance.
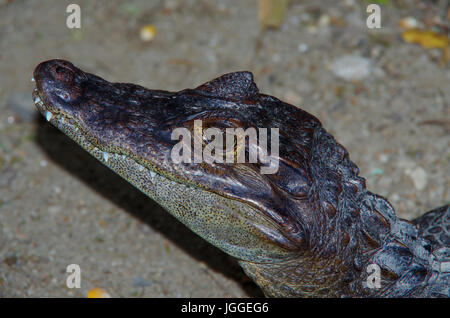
[138,165,145,172]
[150,171,156,178]
[34,96,41,104]
[102,152,110,162]
[44,110,53,121]
[30,77,35,82]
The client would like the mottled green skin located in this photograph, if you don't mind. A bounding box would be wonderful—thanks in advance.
[33,59,449,298]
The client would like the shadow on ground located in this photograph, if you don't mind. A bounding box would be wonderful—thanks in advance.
[35,116,264,297]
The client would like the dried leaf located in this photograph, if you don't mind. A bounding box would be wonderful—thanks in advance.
[258,0,288,30]
[401,28,449,63]
[87,287,111,298]
[401,28,448,49]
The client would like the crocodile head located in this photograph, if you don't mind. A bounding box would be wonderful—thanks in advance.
[33,59,430,297]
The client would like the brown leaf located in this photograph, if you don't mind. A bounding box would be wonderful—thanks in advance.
[258,0,288,30]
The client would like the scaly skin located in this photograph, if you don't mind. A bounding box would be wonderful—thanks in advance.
[32,59,449,297]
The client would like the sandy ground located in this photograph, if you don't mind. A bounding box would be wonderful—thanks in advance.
[0,0,448,297]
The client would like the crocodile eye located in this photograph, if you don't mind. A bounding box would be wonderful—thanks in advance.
[55,89,71,102]
[55,67,65,75]
[188,119,240,163]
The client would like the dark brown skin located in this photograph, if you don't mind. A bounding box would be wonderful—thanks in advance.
[32,59,449,297]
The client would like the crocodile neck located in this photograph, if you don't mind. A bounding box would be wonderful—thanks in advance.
[238,193,438,297]
[238,127,438,297]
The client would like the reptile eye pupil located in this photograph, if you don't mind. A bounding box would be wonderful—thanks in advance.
[56,90,70,101]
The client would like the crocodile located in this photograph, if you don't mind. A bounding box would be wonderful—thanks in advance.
[32,59,449,297]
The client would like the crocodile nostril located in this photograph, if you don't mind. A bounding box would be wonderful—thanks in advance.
[55,66,65,75]
[52,64,74,82]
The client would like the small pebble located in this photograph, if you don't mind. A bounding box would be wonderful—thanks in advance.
[407,167,428,191]
[379,153,389,163]
[87,287,111,298]
[140,25,156,42]
[132,277,152,287]
[398,16,419,29]
[330,55,371,81]
[390,193,400,202]
[297,43,308,53]
[369,168,384,176]
[318,14,330,28]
